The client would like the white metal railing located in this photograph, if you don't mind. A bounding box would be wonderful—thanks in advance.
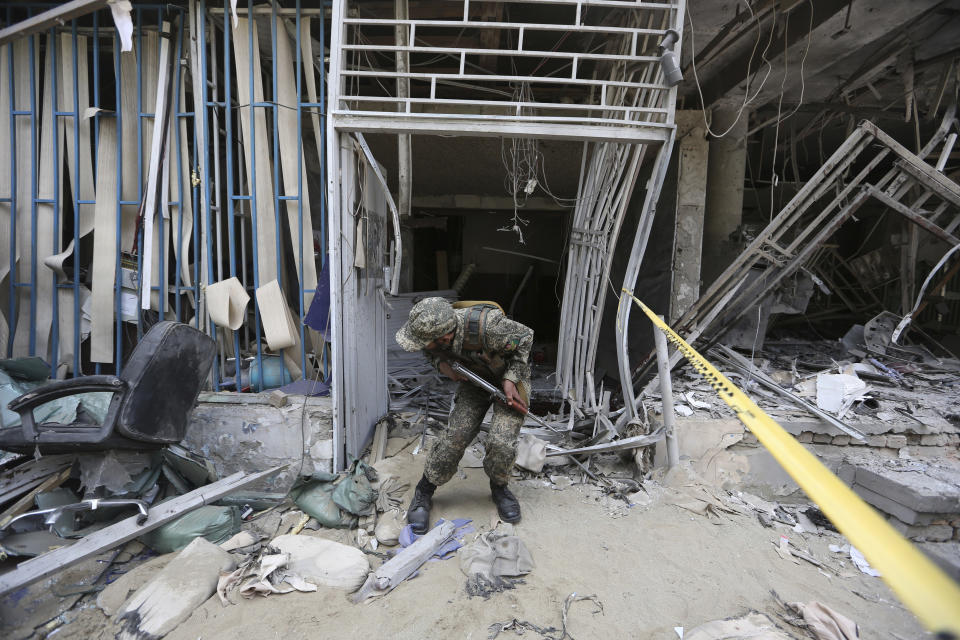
[334,0,683,140]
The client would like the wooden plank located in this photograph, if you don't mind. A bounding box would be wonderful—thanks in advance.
[0,0,108,46]
[119,37,140,248]
[276,19,318,308]
[140,21,175,311]
[233,17,279,285]
[351,520,455,603]
[369,420,389,464]
[90,122,119,362]
[32,34,59,364]
[0,466,285,596]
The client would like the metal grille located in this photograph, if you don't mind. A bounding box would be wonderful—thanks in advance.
[334,0,681,142]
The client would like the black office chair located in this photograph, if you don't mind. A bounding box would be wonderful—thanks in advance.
[0,322,216,454]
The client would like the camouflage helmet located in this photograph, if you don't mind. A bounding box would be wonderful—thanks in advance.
[395,297,456,352]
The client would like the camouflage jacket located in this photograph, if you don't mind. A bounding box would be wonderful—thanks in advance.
[424,307,533,390]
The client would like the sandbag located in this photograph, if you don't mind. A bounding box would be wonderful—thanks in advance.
[140,505,241,553]
[290,481,357,529]
[270,534,370,591]
[331,460,377,516]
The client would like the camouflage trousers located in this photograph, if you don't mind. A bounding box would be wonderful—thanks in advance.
[423,381,525,486]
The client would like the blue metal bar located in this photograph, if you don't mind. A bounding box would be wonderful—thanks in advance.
[221,0,242,390]
[270,0,283,301]
[157,12,168,320]
[113,26,125,378]
[197,0,220,389]
[135,7,144,340]
[247,0,265,392]
[47,26,62,375]
[174,17,188,322]
[296,0,307,378]
[92,11,100,376]
[319,6,327,273]
[28,33,38,357]
[70,22,82,376]
[320,5,329,379]
[6,15,16,357]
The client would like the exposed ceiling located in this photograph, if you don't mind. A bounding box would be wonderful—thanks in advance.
[355,1,960,204]
[683,0,960,181]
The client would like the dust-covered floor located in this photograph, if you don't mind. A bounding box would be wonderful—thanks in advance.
[42,437,928,640]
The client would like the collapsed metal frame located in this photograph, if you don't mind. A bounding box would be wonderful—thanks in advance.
[554,1,683,415]
[633,115,960,398]
[0,3,199,379]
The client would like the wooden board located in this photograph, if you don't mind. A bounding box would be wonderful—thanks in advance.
[276,20,318,308]
[233,17,279,285]
[90,122,119,362]
[0,466,284,596]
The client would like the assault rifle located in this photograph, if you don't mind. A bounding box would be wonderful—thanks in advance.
[449,362,559,432]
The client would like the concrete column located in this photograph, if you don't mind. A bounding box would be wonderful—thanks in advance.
[670,111,709,322]
[702,108,747,288]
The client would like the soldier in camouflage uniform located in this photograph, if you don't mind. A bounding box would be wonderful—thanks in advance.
[396,297,534,533]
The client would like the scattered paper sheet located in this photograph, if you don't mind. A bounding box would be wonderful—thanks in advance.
[849,546,881,577]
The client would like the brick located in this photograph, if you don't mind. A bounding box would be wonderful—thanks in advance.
[866,435,886,448]
[885,435,908,449]
[813,433,833,444]
[797,432,814,444]
[832,435,851,446]
[887,516,954,542]
[920,434,947,446]
[848,436,867,446]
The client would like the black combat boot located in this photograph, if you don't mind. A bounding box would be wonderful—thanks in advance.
[490,482,521,523]
[407,475,436,534]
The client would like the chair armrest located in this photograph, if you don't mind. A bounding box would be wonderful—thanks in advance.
[8,376,127,415]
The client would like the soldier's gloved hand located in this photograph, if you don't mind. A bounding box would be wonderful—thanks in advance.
[503,380,527,414]
[438,361,465,381]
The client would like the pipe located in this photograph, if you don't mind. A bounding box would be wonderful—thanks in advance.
[654,315,679,469]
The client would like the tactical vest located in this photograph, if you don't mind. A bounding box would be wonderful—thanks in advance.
[451,300,504,353]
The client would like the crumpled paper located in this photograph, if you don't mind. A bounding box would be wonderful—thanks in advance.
[786,601,859,640]
[217,551,316,605]
[514,434,547,472]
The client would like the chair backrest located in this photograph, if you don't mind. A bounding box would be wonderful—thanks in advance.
[116,322,216,443]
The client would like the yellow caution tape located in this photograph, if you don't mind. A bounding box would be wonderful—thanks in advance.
[623,291,960,635]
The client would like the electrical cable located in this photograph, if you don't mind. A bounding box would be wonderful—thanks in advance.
[687,0,770,137]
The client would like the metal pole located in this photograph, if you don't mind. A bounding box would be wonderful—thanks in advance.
[654,315,679,468]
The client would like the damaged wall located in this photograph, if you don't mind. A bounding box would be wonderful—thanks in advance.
[182,393,334,495]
